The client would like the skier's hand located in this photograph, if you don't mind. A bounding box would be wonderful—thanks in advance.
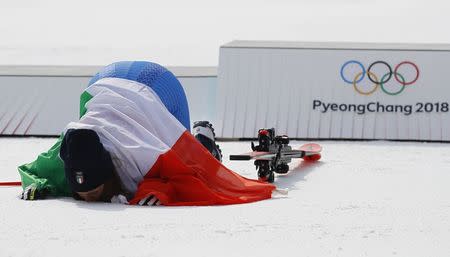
[21,184,47,200]
[110,194,129,204]
[138,194,162,206]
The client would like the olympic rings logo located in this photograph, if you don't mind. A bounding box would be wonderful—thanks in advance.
[340,60,420,95]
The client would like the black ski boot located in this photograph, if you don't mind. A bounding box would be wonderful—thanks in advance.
[193,121,223,162]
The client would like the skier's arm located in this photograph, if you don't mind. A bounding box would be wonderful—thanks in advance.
[17,134,72,198]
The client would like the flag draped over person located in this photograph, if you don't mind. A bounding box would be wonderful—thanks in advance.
[18,62,275,205]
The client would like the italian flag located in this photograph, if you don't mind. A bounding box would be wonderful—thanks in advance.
[19,78,275,206]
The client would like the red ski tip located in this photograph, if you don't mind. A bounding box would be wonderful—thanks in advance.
[303,154,321,162]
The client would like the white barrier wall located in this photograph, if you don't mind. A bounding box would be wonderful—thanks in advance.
[216,41,450,141]
[0,66,216,136]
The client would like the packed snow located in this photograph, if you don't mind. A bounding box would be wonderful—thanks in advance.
[1,137,449,257]
[0,0,450,66]
[1,1,450,256]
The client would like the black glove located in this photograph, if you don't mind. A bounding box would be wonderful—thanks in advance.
[21,184,48,200]
[138,194,162,206]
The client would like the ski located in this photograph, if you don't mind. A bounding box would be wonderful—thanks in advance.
[230,143,322,161]
[229,128,322,182]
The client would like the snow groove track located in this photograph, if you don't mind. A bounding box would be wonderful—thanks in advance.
[1,137,450,257]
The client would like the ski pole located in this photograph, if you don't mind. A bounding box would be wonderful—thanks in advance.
[0,181,21,186]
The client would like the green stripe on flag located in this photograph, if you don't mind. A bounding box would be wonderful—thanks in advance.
[80,91,93,118]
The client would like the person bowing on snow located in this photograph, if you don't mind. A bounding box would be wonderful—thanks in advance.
[19,61,275,206]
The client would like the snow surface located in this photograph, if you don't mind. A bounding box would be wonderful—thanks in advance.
[1,137,450,257]
[1,0,450,66]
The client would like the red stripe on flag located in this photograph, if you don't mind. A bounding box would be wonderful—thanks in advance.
[130,131,275,206]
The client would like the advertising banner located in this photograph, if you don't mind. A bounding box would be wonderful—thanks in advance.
[216,41,450,141]
[0,66,216,136]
